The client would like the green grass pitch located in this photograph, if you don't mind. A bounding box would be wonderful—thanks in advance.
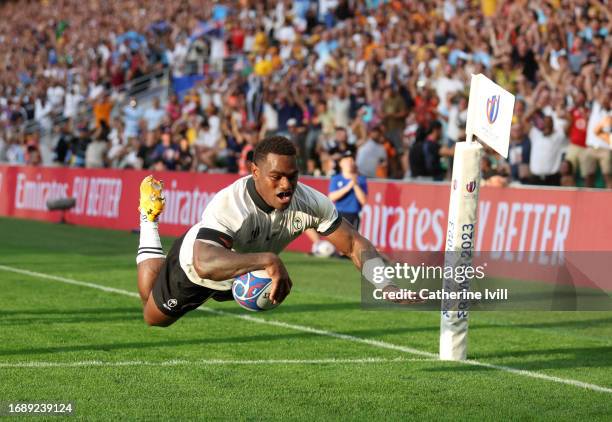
[0,217,610,420]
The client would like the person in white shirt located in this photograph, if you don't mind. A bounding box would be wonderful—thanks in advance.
[528,115,567,185]
[329,85,350,129]
[34,95,53,134]
[434,64,464,105]
[63,86,83,119]
[47,81,65,109]
[584,91,612,188]
[135,136,419,326]
[356,127,387,178]
[143,98,166,131]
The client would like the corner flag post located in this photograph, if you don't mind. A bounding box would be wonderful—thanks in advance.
[439,74,515,361]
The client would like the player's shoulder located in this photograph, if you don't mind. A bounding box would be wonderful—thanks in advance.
[202,176,251,218]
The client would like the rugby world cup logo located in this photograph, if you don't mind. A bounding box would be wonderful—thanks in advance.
[466,180,476,193]
[486,95,500,124]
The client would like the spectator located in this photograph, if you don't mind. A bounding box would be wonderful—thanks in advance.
[52,122,73,166]
[123,97,143,139]
[480,154,509,188]
[0,0,608,190]
[166,94,182,122]
[67,127,92,168]
[115,137,143,169]
[527,115,567,186]
[151,131,179,170]
[286,118,308,172]
[585,90,611,188]
[63,86,83,120]
[507,125,531,184]
[594,115,611,146]
[138,132,160,170]
[381,84,409,161]
[423,121,453,181]
[356,126,387,179]
[93,93,113,128]
[5,136,25,165]
[328,151,368,230]
[560,160,577,187]
[194,119,219,170]
[85,136,109,169]
[143,98,166,131]
[564,91,590,184]
[324,126,357,174]
[177,138,194,171]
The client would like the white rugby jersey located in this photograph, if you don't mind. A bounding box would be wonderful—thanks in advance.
[179,176,341,290]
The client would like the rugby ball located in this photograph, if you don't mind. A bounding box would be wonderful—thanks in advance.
[232,270,278,311]
[312,239,335,258]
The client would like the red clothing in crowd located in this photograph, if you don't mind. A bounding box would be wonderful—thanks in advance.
[569,107,588,147]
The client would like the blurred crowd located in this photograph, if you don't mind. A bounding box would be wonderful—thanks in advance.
[0,0,611,188]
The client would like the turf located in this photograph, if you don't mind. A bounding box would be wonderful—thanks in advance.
[0,217,610,421]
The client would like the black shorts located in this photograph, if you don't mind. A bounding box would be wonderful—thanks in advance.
[152,235,232,317]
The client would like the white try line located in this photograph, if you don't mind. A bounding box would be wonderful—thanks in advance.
[0,357,431,369]
[1,264,611,394]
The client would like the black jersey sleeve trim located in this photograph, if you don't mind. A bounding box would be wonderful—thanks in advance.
[318,215,343,236]
[196,228,234,249]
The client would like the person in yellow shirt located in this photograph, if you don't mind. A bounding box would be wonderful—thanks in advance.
[253,27,268,55]
[493,56,520,92]
[254,56,273,76]
[481,0,497,17]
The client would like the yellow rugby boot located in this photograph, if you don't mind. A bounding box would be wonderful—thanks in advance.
[139,175,165,222]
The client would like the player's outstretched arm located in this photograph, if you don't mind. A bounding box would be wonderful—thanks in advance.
[326,220,375,270]
[193,241,292,304]
[326,220,423,305]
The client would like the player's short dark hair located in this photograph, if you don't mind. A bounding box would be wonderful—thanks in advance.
[253,136,296,164]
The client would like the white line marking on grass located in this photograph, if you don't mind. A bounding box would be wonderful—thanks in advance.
[201,307,437,358]
[0,357,432,369]
[1,264,611,394]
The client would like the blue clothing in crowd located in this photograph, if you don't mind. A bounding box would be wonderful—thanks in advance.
[329,174,368,214]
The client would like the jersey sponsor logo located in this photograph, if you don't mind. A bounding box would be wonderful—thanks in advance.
[486,95,500,124]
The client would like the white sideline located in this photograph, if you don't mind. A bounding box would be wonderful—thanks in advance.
[0,357,431,369]
[1,264,611,394]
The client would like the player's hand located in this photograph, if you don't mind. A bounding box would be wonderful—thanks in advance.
[382,285,426,305]
[264,254,293,305]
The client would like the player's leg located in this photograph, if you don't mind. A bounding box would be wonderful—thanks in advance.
[143,292,177,327]
[136,175,177,326]
[136,175,166,303]
[146,235,220,325]
[137,259,164,305]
